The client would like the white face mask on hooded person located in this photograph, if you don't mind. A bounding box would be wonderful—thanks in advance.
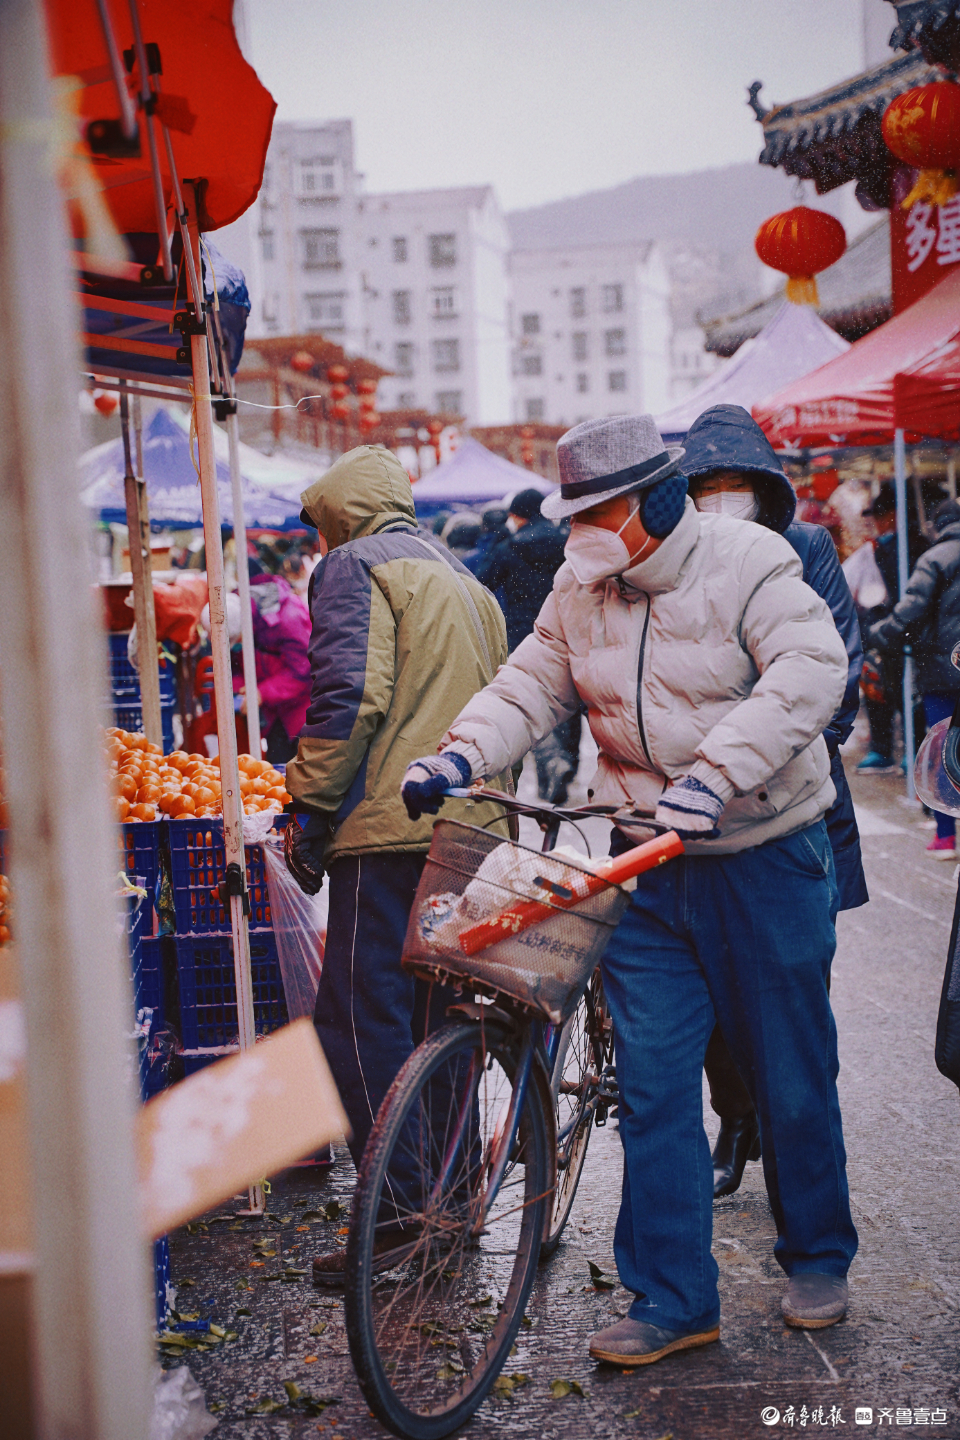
[564,503,655,585]
[694,489,759,522]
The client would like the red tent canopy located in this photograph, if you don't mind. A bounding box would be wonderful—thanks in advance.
[754,266,960,447]
[43,0,275,233]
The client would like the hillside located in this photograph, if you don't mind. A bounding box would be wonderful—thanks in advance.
[508,161,859,325]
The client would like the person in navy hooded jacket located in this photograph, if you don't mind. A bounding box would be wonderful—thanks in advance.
[680,405,867,1199]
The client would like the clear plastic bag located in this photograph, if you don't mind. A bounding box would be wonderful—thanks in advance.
[150,1365,218,1439]
[262,835,325,1020]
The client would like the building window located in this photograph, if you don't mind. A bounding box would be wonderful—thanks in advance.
[392,290,412,324]
[392,236,408,262]
[430,286,458,318]
[570,287,586,318]
[394,341,414,376]
[608,370,627,392]
[432,338,460,373]
[520,354,542,376]
[521,312,540,336]
[576,372,589,393]
[436,390,463,413]
[262,291,279,322]
[601,283,624,313]
[397,391,416,408]
[296,156,341,197]
[304,292,345,328]
[260,231,275,262]
[429,233,457,267]
[525,398,545,421]
[605,328,626,356]
[301,229,340,269]
[572,331,588,361]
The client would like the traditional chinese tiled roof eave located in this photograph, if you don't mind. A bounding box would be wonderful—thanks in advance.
[757,51,941,204]
[888,0,960,67]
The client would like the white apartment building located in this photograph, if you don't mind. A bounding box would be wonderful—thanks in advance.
[509,242,672,427]
[357,186,512,424]
[219,119,366,351]
[669,324,721,403]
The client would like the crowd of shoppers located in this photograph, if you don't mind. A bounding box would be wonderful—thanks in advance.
[274,403,958,1371]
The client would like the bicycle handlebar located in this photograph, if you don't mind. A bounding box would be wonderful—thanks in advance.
[442,784,673,836]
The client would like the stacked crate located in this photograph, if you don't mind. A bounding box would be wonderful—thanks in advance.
[165,815,290,1076]
[108,632,177,753]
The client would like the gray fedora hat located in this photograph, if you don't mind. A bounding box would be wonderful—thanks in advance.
[542,414,684,521]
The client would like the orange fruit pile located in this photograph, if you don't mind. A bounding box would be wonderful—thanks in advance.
[0,873,11,947]
[107,729,292,823]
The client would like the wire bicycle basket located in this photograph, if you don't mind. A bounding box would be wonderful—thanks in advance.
[402,820,630,1025]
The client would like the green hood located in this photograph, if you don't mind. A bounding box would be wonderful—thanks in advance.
[300,445,417,551]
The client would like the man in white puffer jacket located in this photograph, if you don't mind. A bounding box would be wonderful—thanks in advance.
[402,414,858,1366]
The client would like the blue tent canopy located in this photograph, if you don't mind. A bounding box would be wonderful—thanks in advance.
[80,407,309,531]
[411,438,556,519]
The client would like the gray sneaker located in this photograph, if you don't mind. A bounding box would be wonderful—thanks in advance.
[781,1274,848,1329]
[589,1316,720,1367]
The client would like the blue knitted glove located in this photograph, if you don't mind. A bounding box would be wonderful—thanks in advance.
[401,750,473,821]
[655,775,725,839]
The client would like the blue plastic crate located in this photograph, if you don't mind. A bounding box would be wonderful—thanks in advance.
[166,815,290,933]
[108,632,176,704]
[112,698,176,754]
[118,821,161,912]
[154,1237,172,1330]
[176,930,288,1053]
[135,935,171,1100]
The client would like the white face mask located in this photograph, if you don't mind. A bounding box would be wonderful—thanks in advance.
[564,511,654,585]
[695,490,758,521]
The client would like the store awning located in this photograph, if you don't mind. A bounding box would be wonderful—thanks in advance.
[753,263,960,446]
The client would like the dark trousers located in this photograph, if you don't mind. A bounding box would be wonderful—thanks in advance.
[314,851,455,1178]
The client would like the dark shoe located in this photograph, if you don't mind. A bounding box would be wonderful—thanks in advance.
[589,1316,719,1367]
[312,1228,422,1290]
[781,1274,848,1329]
[712,1111,761,1198]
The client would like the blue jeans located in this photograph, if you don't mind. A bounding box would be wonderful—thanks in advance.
[601,821,858,1333]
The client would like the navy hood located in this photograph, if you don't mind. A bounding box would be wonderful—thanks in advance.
[682,404,796,534]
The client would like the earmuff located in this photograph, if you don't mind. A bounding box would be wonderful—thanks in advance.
[638,472,689,539]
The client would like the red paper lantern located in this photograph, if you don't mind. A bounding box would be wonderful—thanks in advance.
[883,81,960,206]
[93,390,118,416]
[426,419,444,435]
[290,350,315,373]
[356,378,378,395]
[327,364,350,383]
[754,207,847,306]
[330,383,349,402]
[329,402,350,421]
[358,413,381,433]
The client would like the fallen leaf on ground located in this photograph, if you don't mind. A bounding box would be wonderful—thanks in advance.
[587,1261,616,1291]
[304,1355,318,1363]
[550,1378,587,1399]
[309,1322,327,1336]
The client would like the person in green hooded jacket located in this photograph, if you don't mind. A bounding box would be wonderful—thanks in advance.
[283,444,509,1285]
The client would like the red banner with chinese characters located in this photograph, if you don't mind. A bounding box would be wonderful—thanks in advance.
[891,163,960,311]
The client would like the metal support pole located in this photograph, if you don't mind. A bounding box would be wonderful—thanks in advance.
[226,410,261,757]
[120,385,162,747]
[894,429,916,801]
[0,1,152,1434]
[183,188,263,1213]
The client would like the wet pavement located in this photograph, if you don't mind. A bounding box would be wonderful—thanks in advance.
[161,736,960,1439]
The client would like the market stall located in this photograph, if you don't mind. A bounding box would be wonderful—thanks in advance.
[655,300,850,440]
[410,436,556,518]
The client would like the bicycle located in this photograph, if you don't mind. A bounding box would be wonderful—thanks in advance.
[344,787,682,1440]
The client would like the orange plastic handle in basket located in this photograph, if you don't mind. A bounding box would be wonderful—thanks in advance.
[457,830,684,957]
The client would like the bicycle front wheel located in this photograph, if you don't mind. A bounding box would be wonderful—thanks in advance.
[345,1016,552,1440]
[542,968,612,1257]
